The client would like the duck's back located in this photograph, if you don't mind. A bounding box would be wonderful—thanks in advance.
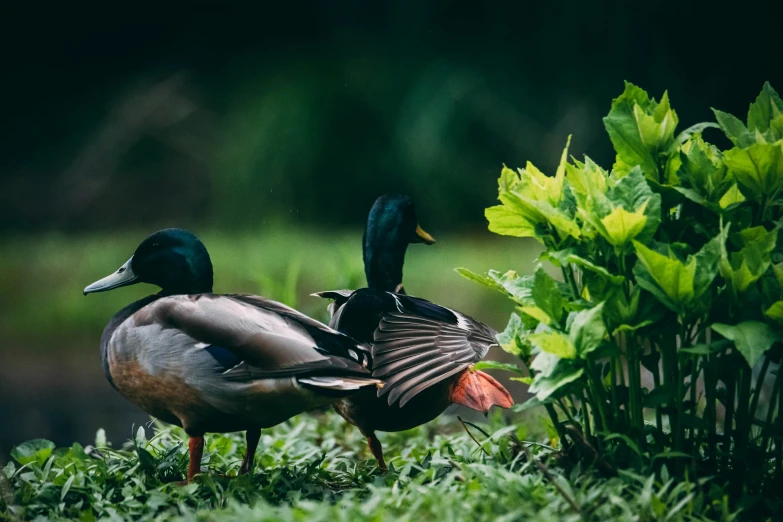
[102,293,376,434]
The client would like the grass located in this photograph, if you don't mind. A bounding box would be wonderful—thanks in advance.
[0,410,739,522]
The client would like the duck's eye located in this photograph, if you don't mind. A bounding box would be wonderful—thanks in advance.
[118,267,126,273]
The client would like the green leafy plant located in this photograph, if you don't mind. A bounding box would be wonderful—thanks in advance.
[461,82,783,514]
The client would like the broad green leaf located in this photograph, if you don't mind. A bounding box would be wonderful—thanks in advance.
[599,204,648,246]
[723,142,783,200]
[566,156,608,204]
[456,267,506,294]
[764,301,783,323]
[531,267,566,326]
[713,109,756,148]
[604,82,678,181]
[774,263,783,288]
[11,439,55,466]
[718,184,745,209]
[538,248,576,267]
[747,82,783,138]
[529,352,584,400]
[473,360,526,374]
[519,306,551,325]
[720,224,777,296]
[672,122,721,147]
[580,167,661,246]
[529,331,577,359]
[633,241,695,311]
[456,268,535,305]
[568,303,607,358]
[679,339,732,355]
[566,254,625,285]
[691,232,724,299]
[674,187,712,209]
[712,321,779,368]
[610,167,662,242]
[677,134,731,205]
[499,165,519,192]
[496,313,530,357]
[500,192,581,240]
[605,286,667,335]
[485,205,536,238]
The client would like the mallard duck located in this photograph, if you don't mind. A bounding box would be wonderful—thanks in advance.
[314,195,513,471]
[83,228,381,483]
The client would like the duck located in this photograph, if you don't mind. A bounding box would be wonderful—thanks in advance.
[83,228,381,483]
[313,194,513,471]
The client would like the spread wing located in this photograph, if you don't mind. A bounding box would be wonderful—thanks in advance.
[372,294,497,407]
[131,294,373,386]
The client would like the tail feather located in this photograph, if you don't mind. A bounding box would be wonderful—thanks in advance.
[298,376,383,391]
[449,369,514,412]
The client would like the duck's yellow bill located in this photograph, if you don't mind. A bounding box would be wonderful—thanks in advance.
[415,224,436,244]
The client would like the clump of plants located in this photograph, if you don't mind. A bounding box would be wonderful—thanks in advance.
[461,82,783,512]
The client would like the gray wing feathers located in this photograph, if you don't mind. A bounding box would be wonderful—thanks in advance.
[137,295,370,380]
[371,311,498,407]
[298,376,381,390]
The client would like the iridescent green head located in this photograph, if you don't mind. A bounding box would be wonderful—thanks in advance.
[362,194,435,292]
[84,228,213,296]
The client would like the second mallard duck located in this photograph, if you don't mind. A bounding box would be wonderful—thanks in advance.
[315,195,513,470]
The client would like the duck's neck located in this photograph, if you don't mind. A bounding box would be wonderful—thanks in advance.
[363,233,408,293]
[158,256,214,296]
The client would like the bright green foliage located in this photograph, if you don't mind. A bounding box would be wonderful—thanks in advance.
[723,143,783,201]
[632,234,721,314]
[720,223,777,297]
[603,82,678,182]
[9,440,55,467]
[462,81,783,516]
[487,140,581,245]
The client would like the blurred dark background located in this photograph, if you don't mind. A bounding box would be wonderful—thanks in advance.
[1,0,781,456]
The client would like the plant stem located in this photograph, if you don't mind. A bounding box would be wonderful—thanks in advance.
[723,349,737,473]
[544,404,568,448]
[587,362,610,432]
[748,356,771,428]
[776,375,783,479]
[688,354,699,454]
[557,398,576,425]
[582,388,593,440]
[627,333,643,434]
[761,363,783,454]
[755,194,768,227]
[610,353,620,426]
[651,349,664,437]
[704,352,718,471]
[562,265,580,300]
[735,364,752,457]
[661,327,681,452]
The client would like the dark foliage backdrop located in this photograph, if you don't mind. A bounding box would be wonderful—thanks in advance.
[4,0,781,233]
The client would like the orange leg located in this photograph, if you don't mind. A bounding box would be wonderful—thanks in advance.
[239,428,261,475]
[187,435,205,483]
[367,432,387,472]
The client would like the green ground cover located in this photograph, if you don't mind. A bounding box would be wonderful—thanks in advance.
[1,411,736,521]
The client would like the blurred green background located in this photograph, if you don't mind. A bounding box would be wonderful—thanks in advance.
[2,0,781,456]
